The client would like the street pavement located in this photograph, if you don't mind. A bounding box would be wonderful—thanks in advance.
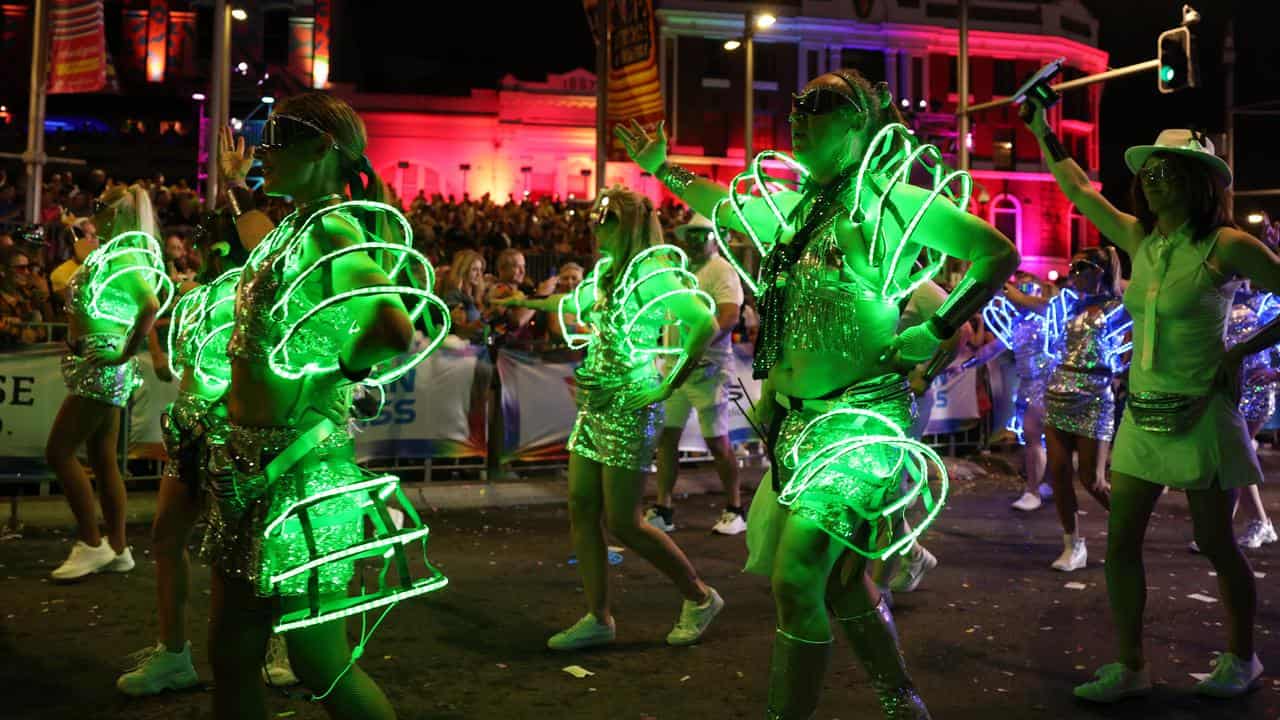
[1,453,1278,719]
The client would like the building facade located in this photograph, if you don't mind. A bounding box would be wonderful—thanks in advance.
[656,0,1109,278]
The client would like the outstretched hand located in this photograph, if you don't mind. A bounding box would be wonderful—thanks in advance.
[219,126,256,184]
[614,119,668,174]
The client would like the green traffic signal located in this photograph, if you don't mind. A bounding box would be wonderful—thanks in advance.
[1160,65,1175,82]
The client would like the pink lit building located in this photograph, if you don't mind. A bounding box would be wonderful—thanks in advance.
[341,0,1107,278]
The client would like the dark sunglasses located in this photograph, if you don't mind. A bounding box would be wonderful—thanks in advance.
[1139,162,1179,186]
[1070,259,1104,275]
[788,88,863,123]
[259,113,329,151]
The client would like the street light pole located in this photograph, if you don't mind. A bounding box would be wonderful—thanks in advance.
[1224,18,1234,210]
[744,16,754,168]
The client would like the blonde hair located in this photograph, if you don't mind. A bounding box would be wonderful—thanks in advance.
[96,183,158,240]
[447,249,485,300]
[595,186,662,289]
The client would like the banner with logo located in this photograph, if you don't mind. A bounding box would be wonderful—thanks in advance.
[922,364,980,435]
[0,343,485,463]
[584,0,665,161]
[48,0,108,94]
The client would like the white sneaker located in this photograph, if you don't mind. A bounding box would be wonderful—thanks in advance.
[547,614,616,651]
[1195,653,1264,698]
[116,642,200,696]
[1188,539,1201,554]
[261,634,299,687]
[644,506,675,533]
[889,546,937,593]
[1011,492,1042,512]
[1051,536,1087,572]
[1073,662,1152,702]
[710,510,747,536]
[50,540,117,582]
[1038,483,1054,500]
[104,546,135,574]
[1237,520,1278,549]
[666,587,724,646]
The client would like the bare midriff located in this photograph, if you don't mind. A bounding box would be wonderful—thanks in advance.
[227,359,315,427]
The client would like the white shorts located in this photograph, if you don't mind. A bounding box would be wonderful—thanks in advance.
[663,361,731,438]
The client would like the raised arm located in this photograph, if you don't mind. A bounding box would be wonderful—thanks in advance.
[614,120,786,240]
[220,126,274,250]
[1020,102,1144,255]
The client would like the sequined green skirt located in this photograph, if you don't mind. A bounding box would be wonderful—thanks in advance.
[567,366,663,471]
[60,333,141,407]
[161,392,226,493]
[747,375,943,576]
[201,423,362,597]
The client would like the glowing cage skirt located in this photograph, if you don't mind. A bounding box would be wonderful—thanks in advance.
[203,422,446,632]
[61,333,141,407]
[746,375,948,576]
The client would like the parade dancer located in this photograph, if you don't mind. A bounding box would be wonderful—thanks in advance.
[117,207,296,694]
[47,185,172,582]
[1040,247,1129,571]
[1025,99,1277,699]
[207,93,448,720]
[987,273,1060,511]
[618,68,1017,719]
[499,188,724,650]
[1223,286,1279,548]
[648,213,747,535]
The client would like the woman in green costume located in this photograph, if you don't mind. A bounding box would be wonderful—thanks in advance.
[618,68,1018,719]
[1023,101,1280,702]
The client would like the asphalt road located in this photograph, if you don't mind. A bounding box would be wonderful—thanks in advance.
[2,456,1278,720]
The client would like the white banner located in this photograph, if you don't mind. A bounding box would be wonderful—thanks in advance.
[497,349,581,460]
[0,342,484,461]
[675,346,763,451]
[923,365,980,435]
[0,344,178,459]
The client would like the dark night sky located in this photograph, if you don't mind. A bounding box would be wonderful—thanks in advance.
[335,1,1279,214]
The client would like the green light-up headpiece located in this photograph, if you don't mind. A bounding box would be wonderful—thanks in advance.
[778,407,949,559]
[259,200,450,388]
[84,230,176,325]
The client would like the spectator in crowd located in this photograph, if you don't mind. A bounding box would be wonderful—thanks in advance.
[0,247,52,345]
[488,248,541,345]
[443,248,489,343]
[163,232,196,284]
[0,184,20,222]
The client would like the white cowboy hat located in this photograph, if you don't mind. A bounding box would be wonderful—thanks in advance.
[674,214,715,242]
[1124,129,1232,187]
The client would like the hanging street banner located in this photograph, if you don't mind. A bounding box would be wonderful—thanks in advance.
[584,0,665,162]
[48,0,108,94]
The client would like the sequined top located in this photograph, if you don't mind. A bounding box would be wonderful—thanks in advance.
[1051,297,1129,374]
[573,254,673,392]
[778,216,895,367]
[1227,302,1275,383]
[1123,224,1232,395]
[228,209,357,369]
[1012,315,1055,381]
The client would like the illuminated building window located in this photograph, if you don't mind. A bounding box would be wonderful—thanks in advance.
[1068,206,1090,253]
[989,194,1022,249]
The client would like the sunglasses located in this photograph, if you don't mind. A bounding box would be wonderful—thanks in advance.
[259,114,330,151]
[1070,259,1104,275]
[788,88,863,124]
[1139,162,1179,186]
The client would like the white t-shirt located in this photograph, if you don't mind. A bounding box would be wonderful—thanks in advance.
[695,254,744,366]
[898,279,948,332]
[662,252,744,369]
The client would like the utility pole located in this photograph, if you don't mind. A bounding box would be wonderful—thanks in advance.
[1224,18,1234,209]
[744,16,754,167]
[594,0,608,195]
[957,0,970,171]
[23,0,49,223]
[205,0,231,208]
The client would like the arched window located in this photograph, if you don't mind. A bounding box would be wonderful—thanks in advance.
[989,193,1022,250]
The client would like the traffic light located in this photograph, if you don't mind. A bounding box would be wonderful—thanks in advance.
[1157,26,1197,94]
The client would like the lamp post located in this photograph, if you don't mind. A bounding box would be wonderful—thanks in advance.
[193,92,208,197]
[459,163,471,197]
[520,165,532,196]
[726,12,775,169]
[580,168,593,199]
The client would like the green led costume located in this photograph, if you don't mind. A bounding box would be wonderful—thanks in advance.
[162,268,239,494]
[731,123,961,566]
[209,200,449,634]
[561,244,714,471]
[62,230,174,406]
